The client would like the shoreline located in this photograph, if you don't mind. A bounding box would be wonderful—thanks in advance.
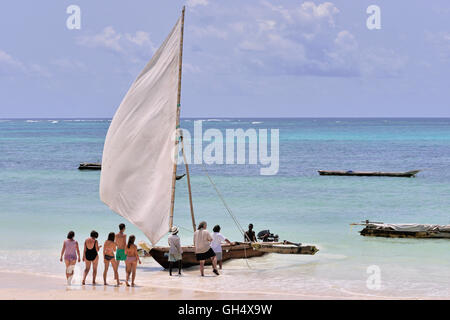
[0,271,444,300]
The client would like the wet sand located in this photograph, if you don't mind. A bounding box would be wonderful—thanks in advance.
[1,269,440,300]
[0,271,317,300]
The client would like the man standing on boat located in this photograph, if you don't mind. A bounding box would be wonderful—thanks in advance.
[244,224,257,242]
[193,221,219,276]
[115,223,127,279]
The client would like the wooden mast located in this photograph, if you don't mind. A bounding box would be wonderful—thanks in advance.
[169,6,196,231]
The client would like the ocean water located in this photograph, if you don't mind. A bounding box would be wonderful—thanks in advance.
[0,118,449,298]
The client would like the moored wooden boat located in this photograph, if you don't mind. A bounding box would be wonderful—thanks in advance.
[149,243,265,269]
[78,162,101,170]
[318,170,420,177]
[352,221,450,239]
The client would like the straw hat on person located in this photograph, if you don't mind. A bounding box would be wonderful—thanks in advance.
[171,226,179,235]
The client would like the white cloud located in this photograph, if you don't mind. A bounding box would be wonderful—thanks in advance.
[360,48,408,78]
[0,49,50,77]
[0,50,25,73]
[187,0,209,8]
[52,58,88,73]
[187,1,406,78]
[426,31,450,61]
[190,25,227,39]
[77,27,155,64]
[77,26,123,52]
[263,0,340,31]
[334,30,358,51]
[125,31,153,47]
[183,62,201,74]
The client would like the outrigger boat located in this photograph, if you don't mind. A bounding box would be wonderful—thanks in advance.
[351,220,450,239]
[79,162,186,180]
[78,162,101,170]
[318,170,420,178]
[99,7,318,270]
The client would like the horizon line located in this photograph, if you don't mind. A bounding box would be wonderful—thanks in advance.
[1,116,450,120]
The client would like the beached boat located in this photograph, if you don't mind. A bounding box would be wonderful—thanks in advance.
[99,7,318,270]
[352,221,450,239]
[146,241,318,269]
[150,243,266,269]
[318,170,420,177]
[78,163,101,170]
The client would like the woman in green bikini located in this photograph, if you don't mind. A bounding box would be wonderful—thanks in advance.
[103,232,120,286]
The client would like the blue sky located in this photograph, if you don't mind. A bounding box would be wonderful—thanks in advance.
[0,0,449,118]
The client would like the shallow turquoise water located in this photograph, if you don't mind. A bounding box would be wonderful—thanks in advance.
[0,118,448,298]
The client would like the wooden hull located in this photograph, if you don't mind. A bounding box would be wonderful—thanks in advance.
[318,170,420,178]
[78,163,101,170]
[360,227,450,239]
[150,243,265,269]
[251,242,319,254]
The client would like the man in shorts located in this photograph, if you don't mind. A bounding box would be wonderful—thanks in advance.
[115,223,127,279]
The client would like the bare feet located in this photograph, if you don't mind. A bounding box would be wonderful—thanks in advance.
[131,283,135,287]
[104,282,108,286]
[125,281,130,287]
[82,280,85,285]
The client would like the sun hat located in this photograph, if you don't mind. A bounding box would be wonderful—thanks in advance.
[171,226,179,234]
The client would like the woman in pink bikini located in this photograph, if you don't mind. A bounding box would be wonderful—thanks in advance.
[59,231,81,285]
[124,235,141,287]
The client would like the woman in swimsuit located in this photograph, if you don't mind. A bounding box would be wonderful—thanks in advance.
[103,232,120,286]
[124,235,141,287]
[60,231,80,285]
[82,230,102,285]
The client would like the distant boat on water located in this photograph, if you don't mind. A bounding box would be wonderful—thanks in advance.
[318,170,420,178]
[78,163,101,170]
[351,220,450,239]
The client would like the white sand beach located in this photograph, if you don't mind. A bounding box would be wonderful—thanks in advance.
[0,270,323,300]
[1,262,445,300]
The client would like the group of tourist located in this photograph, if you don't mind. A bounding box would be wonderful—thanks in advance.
[60,221,255,284]
[59,223,141,287]
[166,221,233,277]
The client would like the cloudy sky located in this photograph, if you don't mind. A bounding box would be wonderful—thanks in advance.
[0,0,449,118]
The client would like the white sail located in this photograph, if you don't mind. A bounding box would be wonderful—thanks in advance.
[100,16,182,245]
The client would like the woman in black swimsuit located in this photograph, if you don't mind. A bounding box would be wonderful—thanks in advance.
[82,230,101,285]
[103,232,120,286]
